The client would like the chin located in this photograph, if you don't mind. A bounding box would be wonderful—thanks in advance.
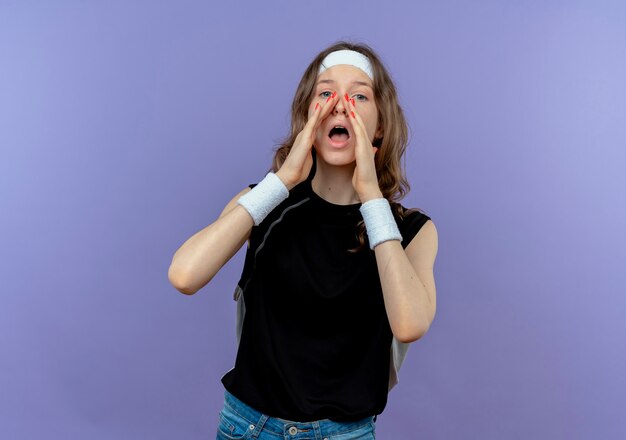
[313,147,356,168]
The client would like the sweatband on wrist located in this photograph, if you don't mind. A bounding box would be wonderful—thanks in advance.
[237,172,289,226]
[359,198,402,250]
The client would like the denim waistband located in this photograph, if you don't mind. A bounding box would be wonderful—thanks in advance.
[223,389,376,437]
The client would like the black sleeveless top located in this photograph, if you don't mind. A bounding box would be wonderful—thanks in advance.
[221,176,431,422]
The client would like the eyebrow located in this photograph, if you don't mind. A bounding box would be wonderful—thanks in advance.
[316,79,373,89]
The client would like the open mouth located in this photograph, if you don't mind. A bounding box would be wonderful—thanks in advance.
[328,125,350,146]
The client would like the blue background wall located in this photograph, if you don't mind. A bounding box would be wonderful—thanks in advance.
[1,1,625,438]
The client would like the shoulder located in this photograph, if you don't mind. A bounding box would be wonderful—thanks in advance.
[393,205,434,248]
[405,215,438,263]
[397,205,431,223]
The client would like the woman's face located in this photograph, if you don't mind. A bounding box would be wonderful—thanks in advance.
[309,64,381,166]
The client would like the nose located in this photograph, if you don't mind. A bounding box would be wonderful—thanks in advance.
[331,94,348,116]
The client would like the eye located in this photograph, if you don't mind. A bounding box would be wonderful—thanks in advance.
[319,91,332,98]
[353,94,368,102]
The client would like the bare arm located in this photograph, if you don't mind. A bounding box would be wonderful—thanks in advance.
[374,219,438,343]
[168,187,254,295]
[343,92,438,343]
[169,93,339,295]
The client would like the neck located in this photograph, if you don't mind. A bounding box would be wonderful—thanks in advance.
[311,158,361,205]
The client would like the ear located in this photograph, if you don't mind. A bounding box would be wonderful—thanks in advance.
[374,125,384,140]
[373,126,384,147]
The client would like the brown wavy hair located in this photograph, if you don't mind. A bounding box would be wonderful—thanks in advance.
[271,41,423,251]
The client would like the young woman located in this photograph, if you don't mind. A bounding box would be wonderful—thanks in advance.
[168,41,438,440]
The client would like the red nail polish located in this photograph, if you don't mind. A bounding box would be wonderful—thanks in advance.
[344,93,349,101]
[315,103,319,110]
[351,98,355,106]
[331,91,337,98]
[326,96,332,102]
[351,111,355,118]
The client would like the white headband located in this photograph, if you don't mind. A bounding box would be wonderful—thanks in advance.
[318,49,374,80]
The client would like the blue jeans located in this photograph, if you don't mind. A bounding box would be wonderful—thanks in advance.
[216,389,377,439]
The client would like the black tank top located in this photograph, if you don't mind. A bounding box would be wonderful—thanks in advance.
[221,176,431,422]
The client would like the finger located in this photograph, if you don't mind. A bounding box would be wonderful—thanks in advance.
[340,93,360,146]
[289,98,327,160]
[306,91,336,127]
[345,94,366,136]
[344,95,369,155]
[291,91,338,161]
[312,91,338,132]
[347,99,379,179]
[304,99,321,130]
[297,92,335,149]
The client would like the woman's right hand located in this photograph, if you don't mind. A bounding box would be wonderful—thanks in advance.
[275,91,339,190]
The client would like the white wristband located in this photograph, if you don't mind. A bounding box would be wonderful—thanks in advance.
[359,198,402,250]
[237,172,289,225]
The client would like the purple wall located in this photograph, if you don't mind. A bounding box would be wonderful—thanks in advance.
[2,1,625,438]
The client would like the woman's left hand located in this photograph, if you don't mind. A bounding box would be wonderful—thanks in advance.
[345,94,383,202]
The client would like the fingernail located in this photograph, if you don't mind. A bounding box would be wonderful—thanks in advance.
[326,96,332,102]
[351,98,355,106]
[344,93,349,101]
[331,91,337,98]
[315,103,319,110]
[350,111,355,118]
